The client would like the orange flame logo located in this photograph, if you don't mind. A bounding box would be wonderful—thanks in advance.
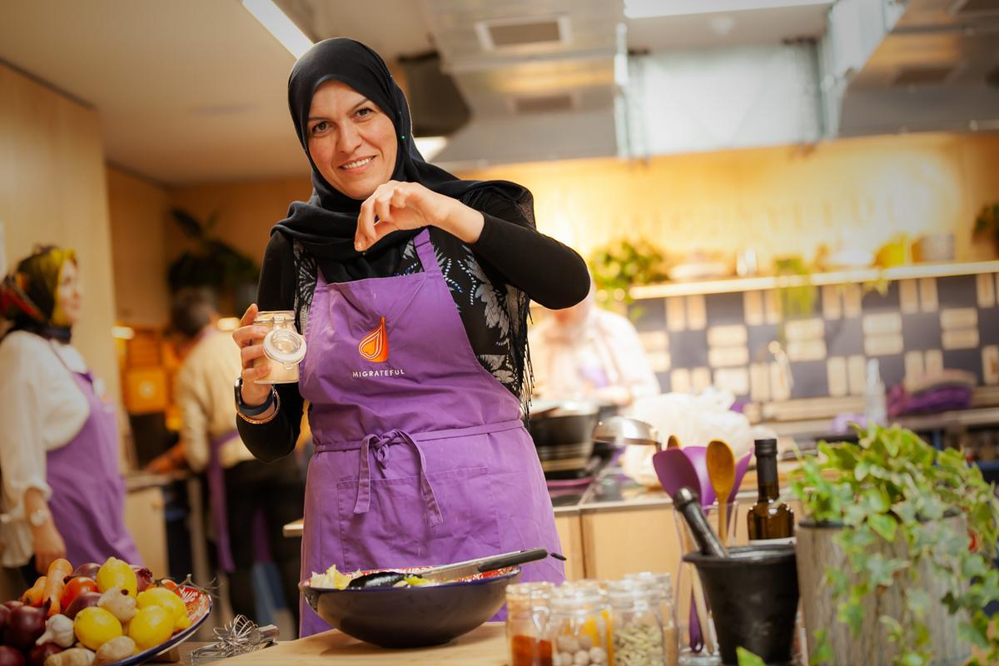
[358,316,389,363]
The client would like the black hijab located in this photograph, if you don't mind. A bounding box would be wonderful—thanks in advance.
[273,38,526,281]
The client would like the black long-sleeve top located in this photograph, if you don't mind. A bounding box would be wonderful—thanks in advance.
[237,190,590,462]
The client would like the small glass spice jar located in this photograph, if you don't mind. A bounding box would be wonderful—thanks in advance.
[507,582,554,666]
[608,580,667,666]
[625,572,679,666]
[253,310,306,384]
[546,584,611,666]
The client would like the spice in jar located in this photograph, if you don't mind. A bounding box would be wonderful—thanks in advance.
[507,582,555,666]
[546,585,610,666]
[253,310,306,384]
[624,572,679,666]
[608,581,666,666]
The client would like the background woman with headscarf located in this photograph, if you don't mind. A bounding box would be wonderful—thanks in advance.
[0,246,140,583]
[232,38,590,636]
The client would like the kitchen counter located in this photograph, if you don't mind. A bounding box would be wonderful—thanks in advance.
[222,623,507,664]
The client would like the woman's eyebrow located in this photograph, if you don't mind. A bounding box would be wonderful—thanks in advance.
[307,98,372,122]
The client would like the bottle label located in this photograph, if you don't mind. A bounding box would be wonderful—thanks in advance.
[749,536,796,546]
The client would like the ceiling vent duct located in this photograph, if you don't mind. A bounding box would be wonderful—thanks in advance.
[475,15,570,50]
[950,0,999,16]
[511,93,576,114]
[398,51,471,137]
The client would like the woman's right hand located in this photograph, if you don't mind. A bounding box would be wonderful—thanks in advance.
[233,303,273,407]
[32,522,66,575]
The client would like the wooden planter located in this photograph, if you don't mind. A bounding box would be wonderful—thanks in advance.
[796,516,970,666]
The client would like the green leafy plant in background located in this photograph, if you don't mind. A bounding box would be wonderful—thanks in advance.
[773,256,816,320]
[588,238,670,304]
[787,425,999,666]
[167,208,260,314]
[974,201,999,252]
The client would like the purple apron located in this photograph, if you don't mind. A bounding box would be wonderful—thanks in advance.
[298,228,564,636]
[46,358,141,568]
[207,430,239,572]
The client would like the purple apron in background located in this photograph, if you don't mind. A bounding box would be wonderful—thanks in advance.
[207,430,239,573]
[297,228,564,637]
[46,363,141,568]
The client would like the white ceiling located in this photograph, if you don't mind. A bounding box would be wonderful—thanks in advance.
[0,0,832,186]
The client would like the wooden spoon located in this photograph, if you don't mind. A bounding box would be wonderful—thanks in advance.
[706,439,736,544]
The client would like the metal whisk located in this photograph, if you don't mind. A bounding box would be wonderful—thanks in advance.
[190,615,279,663]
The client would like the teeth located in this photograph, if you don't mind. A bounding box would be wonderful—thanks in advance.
[342,157,373,169]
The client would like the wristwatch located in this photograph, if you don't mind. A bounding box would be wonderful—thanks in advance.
[28,508,51,528]
[234,377,279,423]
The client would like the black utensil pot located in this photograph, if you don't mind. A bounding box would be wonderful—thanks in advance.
[683,545,799,665]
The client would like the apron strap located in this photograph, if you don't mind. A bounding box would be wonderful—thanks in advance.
[353,429,444,527]
[412,228,440,277]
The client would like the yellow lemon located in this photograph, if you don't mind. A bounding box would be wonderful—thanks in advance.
[128,605,174,651]
[174,613,191,631]
[137,587,187,623]
[74,606,123,650]
[96,557,138,596]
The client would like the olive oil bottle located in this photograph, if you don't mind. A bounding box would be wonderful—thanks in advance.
[747,438,795,544]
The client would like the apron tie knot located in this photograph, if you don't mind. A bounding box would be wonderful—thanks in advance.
[353,429,444,527]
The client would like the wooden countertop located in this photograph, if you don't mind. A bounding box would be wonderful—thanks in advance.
[223,623,508,665]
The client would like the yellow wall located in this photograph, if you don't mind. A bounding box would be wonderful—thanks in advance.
[0,62,121,405]
[160,133,999,286]
[106,167,170,327]
[459,132,999,266]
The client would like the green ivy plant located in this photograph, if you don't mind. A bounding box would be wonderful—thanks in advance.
[787,425,999,666]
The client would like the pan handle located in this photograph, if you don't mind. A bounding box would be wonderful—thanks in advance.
[475,548,551,573]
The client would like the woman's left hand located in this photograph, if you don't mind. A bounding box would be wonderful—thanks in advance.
[355,181,483,251]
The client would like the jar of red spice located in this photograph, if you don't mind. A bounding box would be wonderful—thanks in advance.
[507,582,555,666]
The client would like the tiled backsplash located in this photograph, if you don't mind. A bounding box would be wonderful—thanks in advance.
[629,271,999,401]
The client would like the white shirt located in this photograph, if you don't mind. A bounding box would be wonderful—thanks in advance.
[176,329,255,473]
[0,332,92,566]
[530,299,661,405]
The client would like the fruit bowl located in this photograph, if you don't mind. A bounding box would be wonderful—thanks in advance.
[110,585,212,666]
[301,566,521,648]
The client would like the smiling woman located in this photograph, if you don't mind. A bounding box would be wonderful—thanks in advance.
[229,38,591,638]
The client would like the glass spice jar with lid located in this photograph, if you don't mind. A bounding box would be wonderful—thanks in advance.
[253,310,307,383]
[546,584,611,666]
[607,580,668,666]
[624,572,679,666]
[507,582,555,666]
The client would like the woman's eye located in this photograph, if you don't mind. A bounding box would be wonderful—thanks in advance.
[310,121,328,135]
[356,107,373,118]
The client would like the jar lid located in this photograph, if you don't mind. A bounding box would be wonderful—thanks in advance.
[254,310,296,326]
[550,584,603,610]
[263,329,307,365]
[624,571,673,598]
[506,582,553,603]
[607,580,659,606]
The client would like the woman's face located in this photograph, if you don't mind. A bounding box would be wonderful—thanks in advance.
[306,80,398,201]
[56,260,82,326]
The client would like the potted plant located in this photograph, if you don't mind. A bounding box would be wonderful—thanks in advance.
[974,201,999,255]
[166,209,260,314]
[789,424,999,666]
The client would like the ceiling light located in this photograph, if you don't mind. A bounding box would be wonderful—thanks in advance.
[414,136,448,162]
[624,0,830,19]
[112,326,135,340]
[242,0,313,59]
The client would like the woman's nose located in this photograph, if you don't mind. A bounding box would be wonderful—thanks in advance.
[337,123,362,153]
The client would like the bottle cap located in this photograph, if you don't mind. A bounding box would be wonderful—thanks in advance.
[754,438,778,456]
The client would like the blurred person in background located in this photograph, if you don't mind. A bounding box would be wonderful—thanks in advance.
[147,289,304,632]
[0,245,140,584]
[530,281,660,407]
